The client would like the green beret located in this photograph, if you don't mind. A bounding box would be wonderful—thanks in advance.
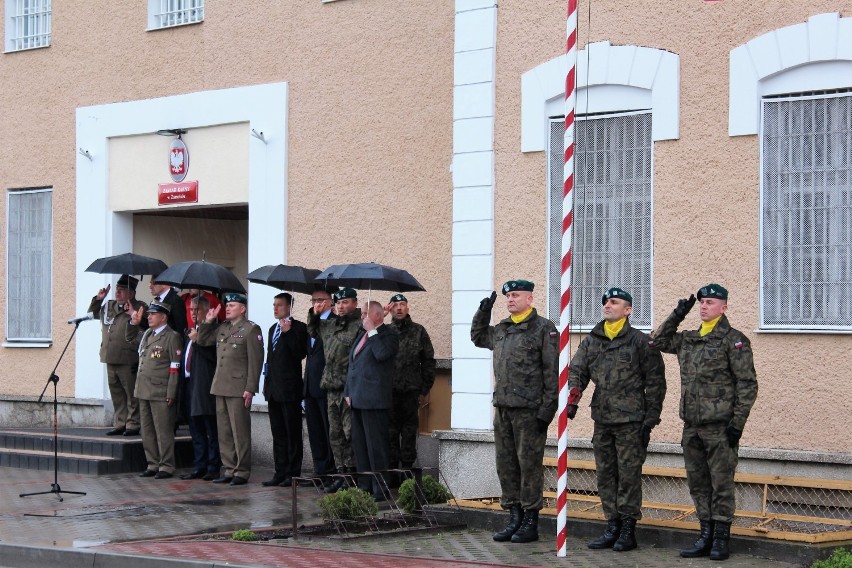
[223,292,248,305]
[602,287,632,305]
[390,294,407,303]
[338,288,357,300]
[502,280,535,295]
[697,283,728,300]
[116,274,139,291]
[147,300,171,314]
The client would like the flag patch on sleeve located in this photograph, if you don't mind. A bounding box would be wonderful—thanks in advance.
[734,341,743,349]
[549,331,558,338]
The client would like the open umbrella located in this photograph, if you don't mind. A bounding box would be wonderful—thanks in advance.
[315,262,425,293]
[85,252,168,276]
[154,260,246,294]
[246,264,322,294]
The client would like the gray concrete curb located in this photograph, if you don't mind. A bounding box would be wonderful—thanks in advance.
[0,542,257,568]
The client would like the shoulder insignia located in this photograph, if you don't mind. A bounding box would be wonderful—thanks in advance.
[549,331,558,338]
[257,334,263,343]
[175,349,182,356]
[734,341,743,349]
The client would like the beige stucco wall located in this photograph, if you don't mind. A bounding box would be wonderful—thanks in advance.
[492,1,851,452]
[0,2,453,397]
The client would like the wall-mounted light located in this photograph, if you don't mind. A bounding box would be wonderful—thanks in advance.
[156,128,187,138]
[251,129,267,144]
[78,148,93,160]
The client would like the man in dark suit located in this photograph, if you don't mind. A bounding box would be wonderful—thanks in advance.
[344,301,399,500]
[304,287,337,480]
[150,275,189,338]
[180,295,222,481]
[262,292,309,487]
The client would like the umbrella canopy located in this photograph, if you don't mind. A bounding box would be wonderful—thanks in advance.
[246,264,322,295]
[315,262,425,293]
[154,260,246,294]
[85,252,168,276]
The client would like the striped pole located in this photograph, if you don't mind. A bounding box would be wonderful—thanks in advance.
[557,0,578,558]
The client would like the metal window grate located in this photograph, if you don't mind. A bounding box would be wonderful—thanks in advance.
[154,0,204,29]
[761,93,852,329]
[547,112,653,329]
[6,189,52,341]
[8,0,51,51]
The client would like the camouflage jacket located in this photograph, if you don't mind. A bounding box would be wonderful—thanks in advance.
[389,315,436,394]
[308,307,362,391]
[651,313,757,431]
[470,308,559,424]
[568,320,666,427]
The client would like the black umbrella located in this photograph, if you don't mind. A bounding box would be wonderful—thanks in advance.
[85,252,168,276]
[246,264,322,295]
[315,262,426,293]
[154,260,246,294]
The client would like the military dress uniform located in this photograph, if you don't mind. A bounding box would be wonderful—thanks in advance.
[126,302,182,476]
[89,279,147,435]
[568,287,666,551]
[388,302,436,469]
[652,284,758,561]
[196,304,264,483]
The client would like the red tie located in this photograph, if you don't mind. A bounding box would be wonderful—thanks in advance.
[355,332,368,355]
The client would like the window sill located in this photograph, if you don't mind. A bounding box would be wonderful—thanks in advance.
[2,342,52,348]
[4,44,50,54]
[754,328,852,335]
[146,20,204,32]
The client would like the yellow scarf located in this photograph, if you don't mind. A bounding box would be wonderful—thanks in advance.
[700,316,722,337]
[604,318,626,340]
[511,307,534,324]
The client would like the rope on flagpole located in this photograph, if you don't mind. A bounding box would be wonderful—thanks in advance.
[557,0,579,558]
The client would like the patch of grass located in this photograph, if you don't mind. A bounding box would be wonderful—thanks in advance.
[813,548,852,568]
[231,529,258,542]
[397,475,453,514]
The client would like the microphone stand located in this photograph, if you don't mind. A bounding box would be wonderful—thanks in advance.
[20,320,87,501]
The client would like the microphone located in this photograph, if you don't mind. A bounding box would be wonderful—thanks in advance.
[68,313,95,325]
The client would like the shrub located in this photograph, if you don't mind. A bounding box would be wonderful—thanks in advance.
[397,475,453,514]
[812,548,852,568]
[318,487,378,520]
[231,529,258,542]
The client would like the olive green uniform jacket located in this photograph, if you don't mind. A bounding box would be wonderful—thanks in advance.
[196,317,264,397]
[125,324,182,401]
[89,297,148,366]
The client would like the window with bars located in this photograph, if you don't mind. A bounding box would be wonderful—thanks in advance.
[6,189,52,341]
[5,0,51,52]
[547,112,653,330]
[148,0,204,30]
[760,93,852,330]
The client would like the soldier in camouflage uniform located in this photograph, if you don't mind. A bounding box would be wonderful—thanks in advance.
[567,287,666,552]
[471,280,558,544]
[307,287,362,493]
[652,284,758,562]
[387,294,435,472]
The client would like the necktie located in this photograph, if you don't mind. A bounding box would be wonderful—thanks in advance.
[355,332,368,355]
[272,324,282,350]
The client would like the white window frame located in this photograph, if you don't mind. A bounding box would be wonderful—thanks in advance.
[4,0,51,53]
[147,0,204,31]
[546,110,654,332]
[5,187,53,343]
[758,91,852,332]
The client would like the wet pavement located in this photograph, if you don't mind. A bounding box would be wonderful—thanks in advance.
[0,465,808,567]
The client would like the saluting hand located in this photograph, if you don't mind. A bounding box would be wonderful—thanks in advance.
[674,294,696,319]
[206,305,221,323]
[130,307,144,326]
[95,283,111,301]
[383,302,393,316]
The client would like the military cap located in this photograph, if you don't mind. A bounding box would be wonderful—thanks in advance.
[390,293,407,303]
[116,274,139,291]
[146,300,171,314]
[337,288,357,300]
[697,283,728,300]
[501,280,535,295]
[602,287,632,305]
[223,292,248,305]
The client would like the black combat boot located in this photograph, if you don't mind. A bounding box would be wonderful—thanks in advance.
[492,505,523,542]
[612,517,637,552]
[587,519,622,549]
[709,521,731,561]
[323,468,349,494]
[510,509,539,543]
[680,519,715,558]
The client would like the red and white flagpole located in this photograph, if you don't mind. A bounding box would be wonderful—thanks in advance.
[557,0,578,558]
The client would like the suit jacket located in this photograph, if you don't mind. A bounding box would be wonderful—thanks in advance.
[89,297,147,366]
[304,311,336,399]
[185,338,217,416]
[264,319,309,403]
[159,288,189,337]
[197,316,264,397]
[343,324,399,410]
[126,324,181,401]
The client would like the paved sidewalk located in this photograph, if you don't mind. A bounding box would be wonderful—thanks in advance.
[0,465,808,567]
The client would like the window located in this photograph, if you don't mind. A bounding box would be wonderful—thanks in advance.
[760,92,852,330]
[148,0,204,30]
[5,0,51,52]
[547,112,653,329]
[6,188,52,341]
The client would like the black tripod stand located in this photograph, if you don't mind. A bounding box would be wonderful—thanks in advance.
[20,320,87,502]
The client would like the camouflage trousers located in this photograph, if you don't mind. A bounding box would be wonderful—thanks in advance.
[682,422,738,523]
[326,389,354,470]
[494,407,547,511]
[389,390,420,468]
[592,421,647,521]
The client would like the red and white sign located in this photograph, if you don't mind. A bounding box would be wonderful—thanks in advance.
[169,138,190,182]
[158,181,198,206]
